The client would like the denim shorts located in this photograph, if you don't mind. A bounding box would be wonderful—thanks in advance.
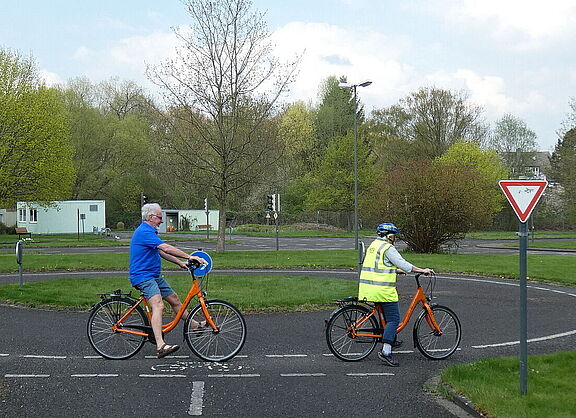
[134,277,175,299]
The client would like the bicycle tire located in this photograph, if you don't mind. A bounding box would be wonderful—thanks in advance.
[325,304,379,362]
[184,299,246,362]
[87,297,148,360]
[413,305,461,360]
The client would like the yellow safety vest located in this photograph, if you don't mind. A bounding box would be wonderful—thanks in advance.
[358,238,398,302]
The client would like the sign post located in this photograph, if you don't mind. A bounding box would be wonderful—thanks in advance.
[499,180,548,395]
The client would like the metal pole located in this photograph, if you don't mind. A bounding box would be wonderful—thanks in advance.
[353,85,359,254]
[519,220,528,395]
[206,210,210,240]
[275,213,279,251]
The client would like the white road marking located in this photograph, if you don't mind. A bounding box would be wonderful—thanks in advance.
[71,374,119,377]
[266,354,307,358]
[472,330,576,349]
[280,373,326,377]
[0,354,8,357]
[23,355,66,359]
[5,374,50,378]
[139,374,187,378]
[83,356,104,359]
[208,374,260,378]
[188,381,205,416]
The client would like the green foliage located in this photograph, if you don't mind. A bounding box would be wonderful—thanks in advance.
[436,140,508,216]
[303,132,375,211]
[489,113,539,176]
[550,128,576,224]
[314,76,357,154]
[278,101,317,177]
[61,77,159,227]
[379,87,489,159]
[363,142,507,252]
[0,48,75,206]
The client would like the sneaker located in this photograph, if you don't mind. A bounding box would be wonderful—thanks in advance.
[378,351,399,367]
[392,339,403,349]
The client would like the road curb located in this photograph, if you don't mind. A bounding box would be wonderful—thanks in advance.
[425,375,486,418]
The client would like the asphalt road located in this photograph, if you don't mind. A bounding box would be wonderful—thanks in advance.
[2,274,576,417]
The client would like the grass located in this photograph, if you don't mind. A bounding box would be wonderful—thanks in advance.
[441,352,576,417]
[0,274,356,311]
[504,241,576,250]
[0,250,357,272]
[466,231,576,240]
[0,250,573,285]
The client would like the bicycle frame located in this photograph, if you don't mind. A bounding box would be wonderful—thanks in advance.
[351,283,441,339]
[111,276,217,338]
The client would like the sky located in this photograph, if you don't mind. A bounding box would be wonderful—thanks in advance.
[2,0,575,151]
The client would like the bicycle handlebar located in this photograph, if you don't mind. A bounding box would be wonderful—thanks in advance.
[187,259,201,269]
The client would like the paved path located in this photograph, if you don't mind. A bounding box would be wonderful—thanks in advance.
[2,274,576,417]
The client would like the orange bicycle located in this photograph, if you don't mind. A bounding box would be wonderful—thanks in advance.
[87,252,246,361]
[325,273,461,361]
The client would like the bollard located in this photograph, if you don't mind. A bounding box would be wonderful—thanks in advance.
[15,240,24,288]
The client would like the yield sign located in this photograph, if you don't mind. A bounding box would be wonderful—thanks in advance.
[499,180,548,223]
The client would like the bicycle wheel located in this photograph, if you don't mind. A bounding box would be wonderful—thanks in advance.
[87,297,148,360]
[413,305,461,360]
[184,299,246,362]
[325,304,379,361]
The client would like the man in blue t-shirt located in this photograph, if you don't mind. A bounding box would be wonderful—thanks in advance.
[130,203,206,358]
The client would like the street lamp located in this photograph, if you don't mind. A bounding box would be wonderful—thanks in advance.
[338,80,372,274]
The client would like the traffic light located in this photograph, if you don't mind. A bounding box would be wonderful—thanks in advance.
[204,198,208,212]
[266,194,276,211]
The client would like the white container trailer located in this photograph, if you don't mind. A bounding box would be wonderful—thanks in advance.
[16,200,106,234]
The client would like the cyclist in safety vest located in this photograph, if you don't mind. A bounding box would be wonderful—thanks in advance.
[359,222,434,367]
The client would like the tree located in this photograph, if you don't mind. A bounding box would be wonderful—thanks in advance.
[550,128,576,224]
[61,77,159,227]
[314,76,357,155]
[383,87,489,159]
[488,113,538,177]
[147,0,299,251]
[363,141,507,253]
[558,97,576,137]
[0,48,75,206]
[303,132,375,212]
[278,101,316,177]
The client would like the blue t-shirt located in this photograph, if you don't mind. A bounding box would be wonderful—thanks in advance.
[129,222,165,286]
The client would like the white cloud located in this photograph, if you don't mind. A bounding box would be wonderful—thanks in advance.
[418,0,576,49]
[70,31,177,87]
[39,69,64,87]
[271,21,414,107]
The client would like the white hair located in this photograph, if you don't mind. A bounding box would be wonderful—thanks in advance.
[142,203,161,221]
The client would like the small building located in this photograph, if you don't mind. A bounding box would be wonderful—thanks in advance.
[16,200,106,234]
[0,208,17,227]
[158,209,220,233]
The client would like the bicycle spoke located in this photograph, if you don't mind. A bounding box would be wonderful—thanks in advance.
[87,299,147,360]
[326,305,378,361]
[185,300,246,362]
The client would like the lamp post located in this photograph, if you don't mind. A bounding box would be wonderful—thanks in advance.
[338,80,372,273]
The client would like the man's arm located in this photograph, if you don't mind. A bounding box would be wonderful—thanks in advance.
[157,243,207,267]
[159,248,188,269]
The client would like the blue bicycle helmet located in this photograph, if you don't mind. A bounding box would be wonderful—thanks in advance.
[376,222,401,236]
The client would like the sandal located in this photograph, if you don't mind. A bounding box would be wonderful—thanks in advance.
[156,343,180,359]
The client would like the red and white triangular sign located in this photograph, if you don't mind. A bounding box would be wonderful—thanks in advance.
[499,180,548,223]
